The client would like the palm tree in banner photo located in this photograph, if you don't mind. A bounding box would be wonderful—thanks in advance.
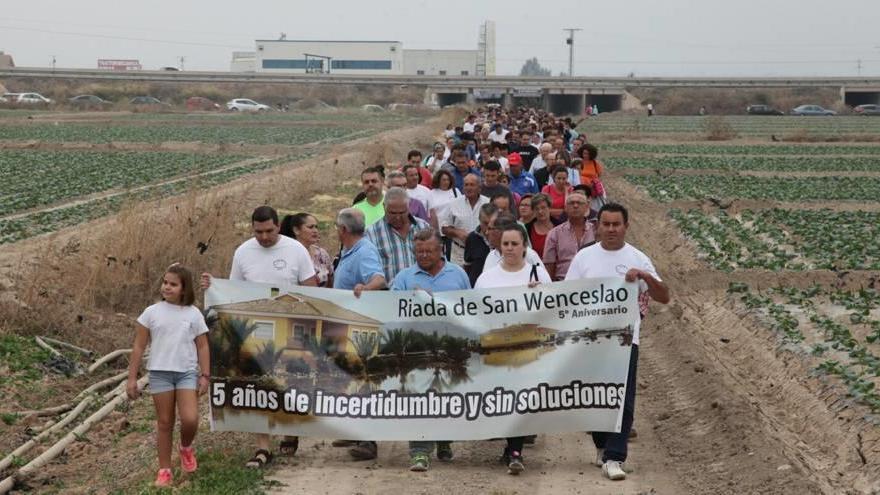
[254,341,285,376]
[209,317,257,376]
[380,328,413,364]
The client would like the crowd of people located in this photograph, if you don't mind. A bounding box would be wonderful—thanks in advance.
[127,106,670,487]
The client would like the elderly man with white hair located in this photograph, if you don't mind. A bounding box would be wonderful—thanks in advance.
[529,142,554,172]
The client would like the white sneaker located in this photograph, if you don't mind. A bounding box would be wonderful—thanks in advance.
[594,448,604,467]
[602,460,626,481]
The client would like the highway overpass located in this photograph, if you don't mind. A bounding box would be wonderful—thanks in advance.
[3,67,880,114]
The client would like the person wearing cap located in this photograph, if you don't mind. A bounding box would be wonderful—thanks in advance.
[506,152,538,197]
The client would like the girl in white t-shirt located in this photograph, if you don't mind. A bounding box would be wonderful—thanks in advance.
[127,264,210,488]
[474,225,551,476]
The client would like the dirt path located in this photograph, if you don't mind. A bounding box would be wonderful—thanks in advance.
[268,429,684,495]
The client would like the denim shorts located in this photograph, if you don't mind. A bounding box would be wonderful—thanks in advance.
[149,369,199,394]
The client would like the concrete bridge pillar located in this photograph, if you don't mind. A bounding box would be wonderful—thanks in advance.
[502,91,514,109]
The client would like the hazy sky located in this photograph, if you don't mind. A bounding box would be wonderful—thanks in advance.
[3,0,879,77]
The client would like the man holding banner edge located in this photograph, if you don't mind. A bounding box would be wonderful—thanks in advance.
[566,202,671,481]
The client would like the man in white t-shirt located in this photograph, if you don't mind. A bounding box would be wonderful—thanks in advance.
[565,203,670,482]
[201,206,317,469]
[403,164,431,210]
[463,114,477,134]
[488,123,508,143]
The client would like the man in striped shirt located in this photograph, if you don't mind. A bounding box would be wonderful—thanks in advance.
[366,187,430,285]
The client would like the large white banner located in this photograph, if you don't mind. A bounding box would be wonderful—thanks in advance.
[205,277,637,441]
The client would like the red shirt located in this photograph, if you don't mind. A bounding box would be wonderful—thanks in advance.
[529,224,549,257]
[541,184,571,210]
[418,167,433,188]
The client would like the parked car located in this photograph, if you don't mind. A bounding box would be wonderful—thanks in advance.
[160,66,180,71]
[854,104,880,116]
[69,94,111,108]
[2,92,52,104]
[186,96,221,111]
[226,98,271,112]
[791,105,835,116]
[746,104,783,116]
[129,96,168,106]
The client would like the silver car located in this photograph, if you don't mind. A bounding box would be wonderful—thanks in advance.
[791,105,835,116]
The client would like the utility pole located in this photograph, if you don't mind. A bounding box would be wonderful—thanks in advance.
[563,28,581,77]
[857,58,862,76]
[51,55,56,71]
[179,56,186,71]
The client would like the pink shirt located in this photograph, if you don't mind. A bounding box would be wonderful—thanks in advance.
[542,220,596,280]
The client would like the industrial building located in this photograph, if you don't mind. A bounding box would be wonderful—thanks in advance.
[231,21,495,76]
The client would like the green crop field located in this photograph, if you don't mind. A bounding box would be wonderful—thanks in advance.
[610,155,880,172]
[579,115,880,136]
[626,174,880,201]
[669,208,880,271]
[0,109,405,244]
[0,123,375,145]
[602,142,880,156]
[0,150,249,216]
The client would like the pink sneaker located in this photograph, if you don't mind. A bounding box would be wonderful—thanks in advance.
[154,468,173,487]
[179,445,198,473]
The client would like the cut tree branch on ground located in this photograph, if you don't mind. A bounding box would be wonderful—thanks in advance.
[33,337,62,358]
[87,349,131,373]
[15,404,73,419]
[73,371,127,400]
[0,375,149,494]
[39,336,94,358]
[0,397,95,472]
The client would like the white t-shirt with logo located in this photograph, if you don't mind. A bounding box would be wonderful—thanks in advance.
[463,122,476,133]
[474,262,552,289]
[137,301,209,372]
[565,242,660,345]
[483,247,545,273]
[230,236,316,286]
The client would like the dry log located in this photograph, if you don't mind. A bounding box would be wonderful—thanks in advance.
[0,397,95,472]
[16,404,72,418]
[87,349,131,373]
[7,375,148,488]
[33,337,62,358]
[74,372,127,400]
[39,337,94,358]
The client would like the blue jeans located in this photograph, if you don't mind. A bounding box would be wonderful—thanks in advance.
[148,369,198,394]
[592,344,638,462]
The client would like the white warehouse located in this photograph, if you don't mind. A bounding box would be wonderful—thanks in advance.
[255,40,403,75]
[233,21,495,76]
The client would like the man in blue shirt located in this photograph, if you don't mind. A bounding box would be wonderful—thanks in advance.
[506,152,538,197]
[331,208,387,460]
[333,208,386,294]
[391,228,471,472]
[449,149,481,192]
